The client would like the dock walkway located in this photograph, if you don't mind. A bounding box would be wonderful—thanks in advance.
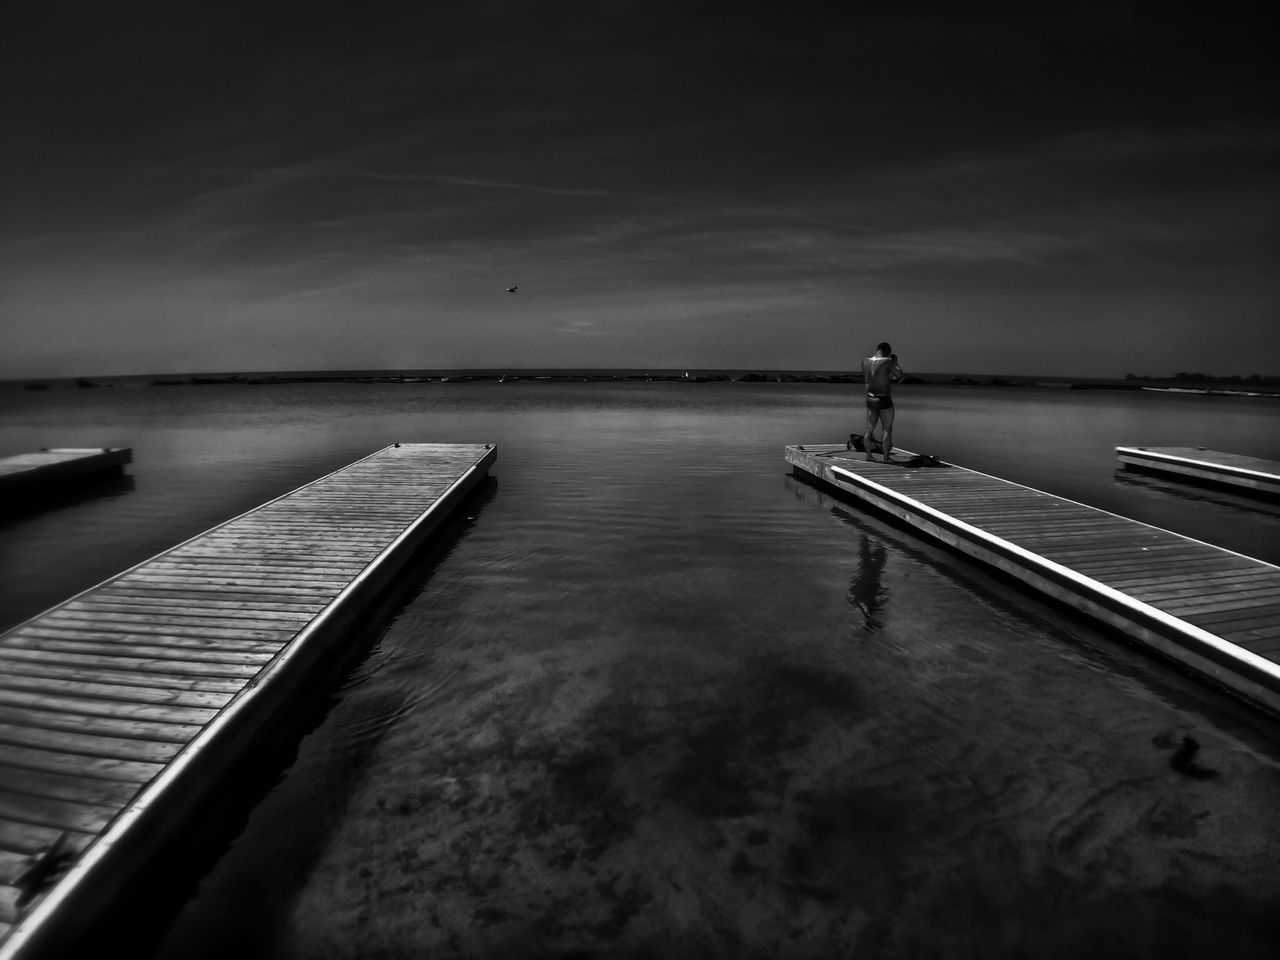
[0,442,495,960]
[1117,445,1280,498]
[787,443,1280,715]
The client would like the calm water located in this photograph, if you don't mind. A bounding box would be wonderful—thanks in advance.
[3,381,1280,958]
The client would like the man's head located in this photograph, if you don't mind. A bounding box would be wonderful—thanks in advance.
[876,341,892,356]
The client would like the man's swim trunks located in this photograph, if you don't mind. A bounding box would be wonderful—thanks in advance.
[866,393,894,411]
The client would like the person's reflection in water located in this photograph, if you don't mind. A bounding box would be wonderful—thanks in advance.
[847,536,888,631]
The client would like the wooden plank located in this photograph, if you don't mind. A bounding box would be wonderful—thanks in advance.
[0,678,226,714]
[1191,622,1280,647]
[116,571,353,589]
[257,508,427,517]
[91,585,327,608]
[111,566,354,584]
[1128,578,1280,603]
[201,528,403,540]
[104,580,340,599]
[141,559,362,575]
[1158,591,1280,616]
[0,766,144,809]
[1086,560,1263,581]
[12,632,283,661]
[1217,626,1280,646]
[55,604,311,627]
[68,594,321,615]
[976,519,1134,535]
[1185,602,1280,628]
[0,648,265,679]
[921,492,1086,504]
[1073,555,1256,577]
[1009,531,1173,551]
[1227,623,1280,642]
[31,615,298,639]
[0,790,119,836]
[1148,569,1280,588]
[1241,636,1280,656]
[0,660,247,695]
[1010,536,1168,554]
[254,504,426,514]
[899,487,1044,499]
[0,687,218,725]
[1095,568,1278,590]
[0,744,163,784]
[887,479,1028,491]
[0,725,183,765]
[28,618,295,644]
[216,523,406,533]
[980,528,1135,542]
[0,821,95,857]
[183,533,391,548]
[158,552,367,571]
[907,497,1051,511]
[153,554,367,573]
[0,705,201,745]
[986,515,1125,528]
[1035,542,1209,561]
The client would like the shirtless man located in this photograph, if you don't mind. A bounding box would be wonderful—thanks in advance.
[860,342,904,462]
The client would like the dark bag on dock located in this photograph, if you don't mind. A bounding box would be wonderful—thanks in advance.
[847,433,882,453]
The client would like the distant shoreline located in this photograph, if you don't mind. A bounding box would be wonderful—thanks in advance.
[6,369,1280,398]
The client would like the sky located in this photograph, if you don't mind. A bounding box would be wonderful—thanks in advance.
[2,1,1277,379]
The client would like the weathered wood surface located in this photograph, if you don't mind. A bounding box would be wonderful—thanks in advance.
[787,443,1280,713]
[1116,445,1280,497]
[0,442,495,959]
[0,449,131,495]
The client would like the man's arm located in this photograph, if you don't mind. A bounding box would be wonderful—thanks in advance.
[890,355,904,382]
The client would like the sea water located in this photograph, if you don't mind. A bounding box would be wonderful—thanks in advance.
[2,381,1279,958]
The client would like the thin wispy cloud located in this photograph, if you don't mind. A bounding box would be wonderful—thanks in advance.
[365,172,611,197]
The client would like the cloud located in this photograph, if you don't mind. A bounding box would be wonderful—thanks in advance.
[365,172,611,197]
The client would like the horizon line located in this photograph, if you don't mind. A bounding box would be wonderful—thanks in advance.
[5,367,1276,386]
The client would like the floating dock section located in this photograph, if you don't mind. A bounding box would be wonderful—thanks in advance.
[0,442,495,959]
[0,449,132,496]
[787,443,1280,715]
[1116,446,1280,498]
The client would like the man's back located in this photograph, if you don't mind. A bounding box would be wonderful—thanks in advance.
[863,355,900,394]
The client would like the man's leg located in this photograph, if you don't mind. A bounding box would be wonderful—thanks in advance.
[865,407,879,461]
[881,407,896,460]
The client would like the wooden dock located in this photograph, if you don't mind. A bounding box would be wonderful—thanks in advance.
[787,443,1280,715]
[0,449,132,496]
[0,442,495,960]
[1117,445,1280,498]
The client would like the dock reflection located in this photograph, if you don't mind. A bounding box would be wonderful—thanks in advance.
[0,472,135,519]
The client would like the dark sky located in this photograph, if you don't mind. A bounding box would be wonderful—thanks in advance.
[3,1,1276,377]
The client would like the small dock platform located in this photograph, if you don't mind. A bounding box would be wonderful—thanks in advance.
[787,443,1280,715]
[0,449,131,495]
[0,442,495,959]
[1117,446,1280,498]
